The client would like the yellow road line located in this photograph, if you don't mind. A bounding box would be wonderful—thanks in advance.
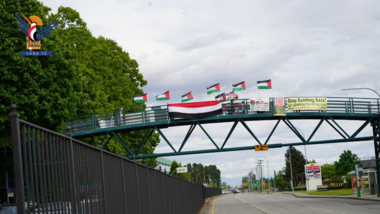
[212,197,218,214]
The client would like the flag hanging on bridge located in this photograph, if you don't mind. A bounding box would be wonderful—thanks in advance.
[134,93,148,103]
[156,91,170,101]
[227,91,238,100]
[181,91,194,103]
[232,81,246,91]
[207,83,220,95]
[257,79,272,89]
[215,93,226,102]
[168,100,222,119]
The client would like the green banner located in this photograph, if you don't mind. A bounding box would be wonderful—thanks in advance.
[287,97,327,111]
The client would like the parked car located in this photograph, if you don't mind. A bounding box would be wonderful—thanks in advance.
[232,189,240,194]
[0,204,17,214]
[35,202,71,214]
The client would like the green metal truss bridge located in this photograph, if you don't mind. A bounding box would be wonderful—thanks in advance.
[67,96,380,165]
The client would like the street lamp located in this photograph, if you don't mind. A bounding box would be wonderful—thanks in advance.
[342,88,380,97]
[287,126,310,193]
[288,146,294,193]
[259,156,270,192]
[196,172,203,183]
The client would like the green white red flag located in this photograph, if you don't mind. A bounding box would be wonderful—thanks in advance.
[134,93,148,103]
[257,79,272,89]
[207,83,220,95]
[215,93,226,102]
[181,91,194,103]
[232,81,246,91]
[156,91,170,101]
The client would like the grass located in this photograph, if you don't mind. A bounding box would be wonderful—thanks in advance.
[298,188,353,195]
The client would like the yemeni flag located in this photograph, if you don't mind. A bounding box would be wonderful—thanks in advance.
[232,81,246,91]
[134,93,148,103]
[181,91,194,103]
[168,100,222,119]
[156,91,170,101]
[257,79,272,89]
[207,83,220,95]
[215,93,226,102]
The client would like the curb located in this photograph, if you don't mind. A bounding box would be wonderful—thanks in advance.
[281,192,380,202]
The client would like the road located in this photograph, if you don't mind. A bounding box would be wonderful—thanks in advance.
[206,193,380,214]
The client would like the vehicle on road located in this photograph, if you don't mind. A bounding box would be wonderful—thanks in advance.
[0,204,17,214]
[232,189,240,194]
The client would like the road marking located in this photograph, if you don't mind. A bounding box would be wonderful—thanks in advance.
[325,210,334,213]
[212,197,218,214]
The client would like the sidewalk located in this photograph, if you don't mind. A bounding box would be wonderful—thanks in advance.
[282,192,380,202]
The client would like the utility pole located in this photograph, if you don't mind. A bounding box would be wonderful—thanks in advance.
[289,146,294,192]
[257,160,264,191]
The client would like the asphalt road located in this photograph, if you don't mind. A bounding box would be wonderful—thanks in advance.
[206,193,380,214]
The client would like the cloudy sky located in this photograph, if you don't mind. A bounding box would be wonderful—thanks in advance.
[43,0,380,186]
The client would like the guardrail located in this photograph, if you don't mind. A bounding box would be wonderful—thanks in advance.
[67,97,380,134]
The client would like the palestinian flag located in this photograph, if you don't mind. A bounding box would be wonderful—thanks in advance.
[181,91,194,103]
[227,91,237,100]
[168,100,222,119]
[156,91,170,101]
[232,81,246,91]
[257,79,272,89]
[134,93,147,103]
[215,93,226,102]
[207,83,220,95]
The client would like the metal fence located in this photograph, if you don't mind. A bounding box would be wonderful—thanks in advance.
[10,105,221,214]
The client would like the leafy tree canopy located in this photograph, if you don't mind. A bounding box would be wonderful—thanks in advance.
[283,146,306,187]
[334,150,359,176]
[1,1,160,165]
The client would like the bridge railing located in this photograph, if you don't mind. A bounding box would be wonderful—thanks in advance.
[67,97,380,134]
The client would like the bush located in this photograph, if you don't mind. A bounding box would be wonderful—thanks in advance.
[294,186,306,191]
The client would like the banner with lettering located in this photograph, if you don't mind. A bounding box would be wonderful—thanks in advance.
[274,98,286,116]
[287,97,327,111]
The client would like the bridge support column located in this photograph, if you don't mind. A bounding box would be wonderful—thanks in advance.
[372,119,380,197]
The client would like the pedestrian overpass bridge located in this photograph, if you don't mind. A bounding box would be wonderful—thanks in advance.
[67,96,380,160]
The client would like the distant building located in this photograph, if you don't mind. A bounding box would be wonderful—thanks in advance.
[156,157,172,174]
[359,157,376,169]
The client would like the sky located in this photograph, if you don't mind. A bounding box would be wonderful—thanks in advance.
[42,0,380,186]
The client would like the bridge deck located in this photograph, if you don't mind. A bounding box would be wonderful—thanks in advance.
[68,97,380,138]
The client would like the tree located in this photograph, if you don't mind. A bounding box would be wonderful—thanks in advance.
[0,0,82,148]
[321,163,337,181]
[334,150,359,176]
[274,170,288,189]
[283,146,306,187]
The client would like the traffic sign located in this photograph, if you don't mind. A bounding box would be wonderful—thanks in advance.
[176,167,188,173]
[255,144,268,151]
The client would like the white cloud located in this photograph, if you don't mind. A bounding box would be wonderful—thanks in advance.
[42,0,380,186]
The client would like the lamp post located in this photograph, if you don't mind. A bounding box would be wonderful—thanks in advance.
[342,87,380,197]
[259,156,270,192]
[287,126,310,193]
[289,146,294,192]
[342,88,380,97]
[196,172,203,183]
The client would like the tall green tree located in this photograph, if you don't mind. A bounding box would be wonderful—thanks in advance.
[321,163,337,181]
[283,146,306,187]
[0,0,82,148]
[334,150,359,176]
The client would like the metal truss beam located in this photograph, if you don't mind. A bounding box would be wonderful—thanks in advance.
[129,136,373,159]
[307,117,325,142]
[325,119,346,139]
[264,118,281,145]
[197,122,219,150]
[328,116,350,138]
[283,117,306,142]
[110,131,135,156]
[154,126,177,153]
[240,119,261,145]
[179,123,197,152]
[371,119,380,197]
[136,127,154,156]
[351,118,373,138]
[221,120,239,149]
